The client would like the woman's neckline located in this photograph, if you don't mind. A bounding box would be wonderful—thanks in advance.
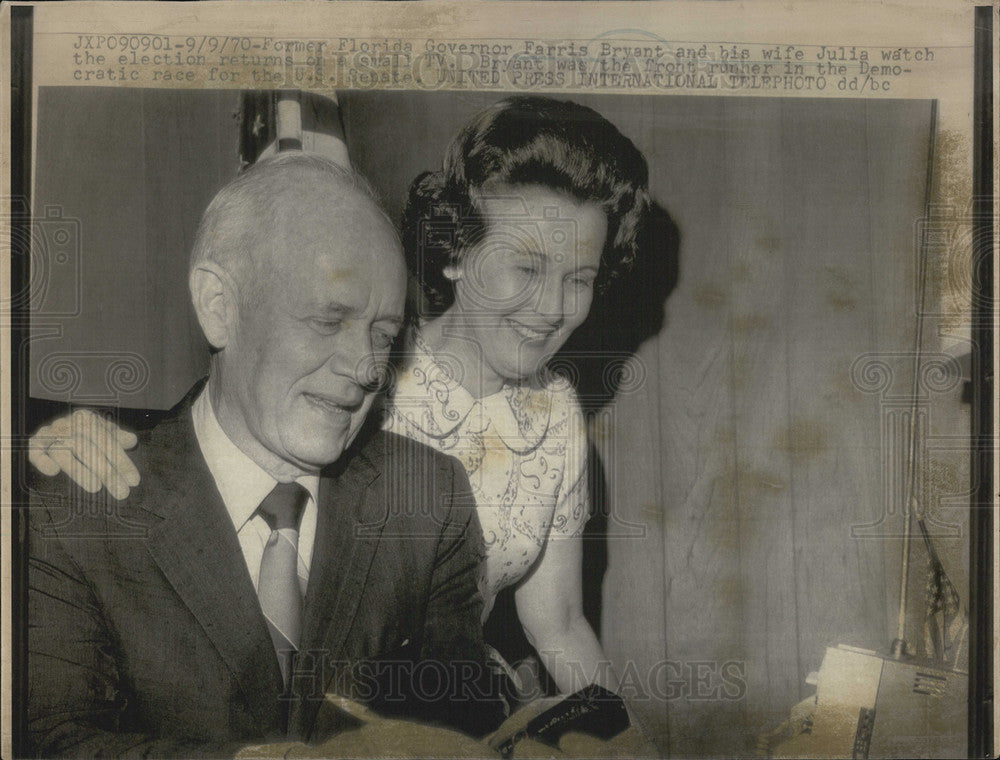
[410,324,549,400]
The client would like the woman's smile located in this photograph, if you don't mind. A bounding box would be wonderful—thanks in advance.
[505,318,560,342]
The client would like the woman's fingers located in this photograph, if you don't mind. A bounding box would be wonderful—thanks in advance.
[29,410,139,499]
[44,445,103,494]
[66,424,131,499]
[30,419,103,491]
[93,412,138,450]
[109,443,141,488]
[28,425,65,477]
[67,411,122,494]
[88,414,141,489]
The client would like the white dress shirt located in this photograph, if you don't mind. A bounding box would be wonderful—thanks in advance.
[191,387,318,597]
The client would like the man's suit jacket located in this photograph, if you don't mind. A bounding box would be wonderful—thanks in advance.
[27,386,504,758]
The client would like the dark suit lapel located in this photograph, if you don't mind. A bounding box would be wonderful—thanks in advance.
[141,405,285,735]
[290,439,385,737]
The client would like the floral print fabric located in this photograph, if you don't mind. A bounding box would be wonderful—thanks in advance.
[383,333,590,611]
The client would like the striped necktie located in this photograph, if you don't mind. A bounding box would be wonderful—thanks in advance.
[256,482,308,686]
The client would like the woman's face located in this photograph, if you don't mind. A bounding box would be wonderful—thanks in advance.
[449,184,607,385]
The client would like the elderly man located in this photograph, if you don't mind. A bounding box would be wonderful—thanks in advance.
[27,153,504,757]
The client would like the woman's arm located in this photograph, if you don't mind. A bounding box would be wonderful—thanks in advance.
[513,386,617,695]
[514,526,616,695]
[514,388,617,692]
[28,409,139,499]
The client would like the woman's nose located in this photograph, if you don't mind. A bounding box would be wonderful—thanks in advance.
[534,277,566,323]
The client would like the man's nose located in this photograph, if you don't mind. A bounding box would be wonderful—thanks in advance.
[353,351,385,391]
[328,331,382,398]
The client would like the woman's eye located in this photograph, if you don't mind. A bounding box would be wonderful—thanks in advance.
[569,275,595,289]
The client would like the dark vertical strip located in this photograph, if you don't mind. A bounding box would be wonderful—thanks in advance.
[238,90,277,168]
[10,6,33,758]
[970,6,993,758]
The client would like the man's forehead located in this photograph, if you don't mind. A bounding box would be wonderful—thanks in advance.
[298,266,405,320]
[244,172,404,299]
[280,233,405,311]
[275,221,400,269]
[280,183,395,240]
[266,192,396,254]
[282,239,398,279]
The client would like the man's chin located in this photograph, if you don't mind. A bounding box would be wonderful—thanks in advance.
[284,423,367,470]
[286,444,347,473]
[282,398,372,468]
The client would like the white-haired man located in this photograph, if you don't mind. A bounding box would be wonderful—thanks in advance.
[28,153,504,757]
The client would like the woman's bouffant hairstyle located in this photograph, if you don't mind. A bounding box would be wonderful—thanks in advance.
[401,96,652,315]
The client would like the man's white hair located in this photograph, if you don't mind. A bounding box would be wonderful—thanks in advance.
[189,152,390,305]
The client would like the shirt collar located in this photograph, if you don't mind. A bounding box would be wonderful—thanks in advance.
[191,384,319,532]
[391,331,556,453]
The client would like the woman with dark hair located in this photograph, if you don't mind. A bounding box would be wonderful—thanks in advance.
[388,96,650,696]
[29,95,652,700]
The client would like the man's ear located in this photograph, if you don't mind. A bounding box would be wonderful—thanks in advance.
[189,263,238,349]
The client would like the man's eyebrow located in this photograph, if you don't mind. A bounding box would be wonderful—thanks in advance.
[313,302,351,316]
[311,303,404,325]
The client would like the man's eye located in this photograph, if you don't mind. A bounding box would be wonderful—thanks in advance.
[372,330,396,350]
[310,319,342,334]
[516,265,538,276]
